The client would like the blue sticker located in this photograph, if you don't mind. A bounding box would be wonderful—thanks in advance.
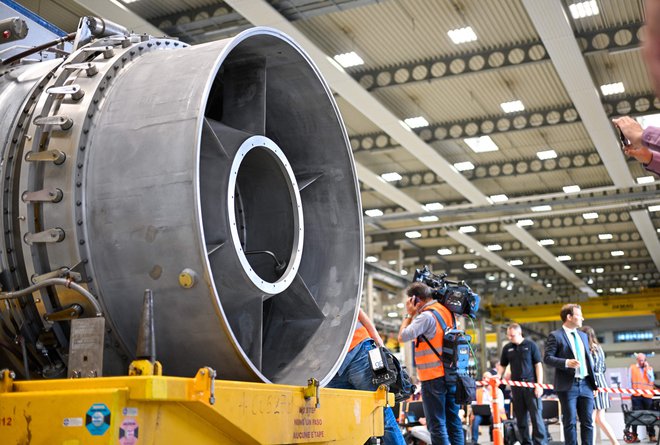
[85,403,111,436]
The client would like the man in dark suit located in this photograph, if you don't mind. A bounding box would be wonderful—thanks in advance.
[544,304,596,445]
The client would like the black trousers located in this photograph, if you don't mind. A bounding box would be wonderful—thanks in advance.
[512,387,547,445]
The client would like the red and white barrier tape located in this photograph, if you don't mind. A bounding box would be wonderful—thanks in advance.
[476,378,660,396]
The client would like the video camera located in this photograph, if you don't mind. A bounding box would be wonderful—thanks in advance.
[412,266,480,319]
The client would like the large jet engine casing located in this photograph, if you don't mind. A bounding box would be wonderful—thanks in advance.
[0,27,363,385]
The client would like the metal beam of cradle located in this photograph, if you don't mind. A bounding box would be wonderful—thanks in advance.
[489,290,660,323]
[521,0,659,273]
[446,230,546,292]
[223,0,489,206]
[504,223,596,297]
[70,0,163,35]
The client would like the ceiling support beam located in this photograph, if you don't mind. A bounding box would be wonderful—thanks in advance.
[629,210,660,271]
[522,0,659,273]
[504,224,596,296]
[351,92,658,154]
[355,164,425,213]
[447,230,546,292]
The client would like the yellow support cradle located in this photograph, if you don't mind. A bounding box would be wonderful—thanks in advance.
[0,368,388,444]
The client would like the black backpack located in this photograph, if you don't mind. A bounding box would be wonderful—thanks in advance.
[377,347,416,403]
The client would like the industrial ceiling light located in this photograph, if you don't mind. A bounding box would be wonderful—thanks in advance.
[517,219,534,227]
[380,172,402,182]
[489,194,509,203]
[600,82,625,96]
[453,161,475,171]
[509,259,524,266]
[557,255,571,261]
[531,205,552,212]
[486,244,502,251]
[459,225,477,233]
[636,175,655,184]
[333,51,364,68]
[539,239,555,246]
[405,231,422,239]
[464,136,499,153]
[419,215,439,222]
[637,113,660,128]
[447,26,477,44]
[536,149,557,160]
[365,209,383,217]
[403,116,430,128]
[500,100,525,113]
[437,248,453,255]
[598,233,613,240]
[583,212,599,219]
[366,256,379,263]
[463,263,478,270]
[563,185,581,193]
[611,251,624,257]
[569,0,599,19]
[648,205,660,212]
[424,202,444,211]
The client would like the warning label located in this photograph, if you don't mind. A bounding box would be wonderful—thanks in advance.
[118,417,139,445]
[292,406,325,441]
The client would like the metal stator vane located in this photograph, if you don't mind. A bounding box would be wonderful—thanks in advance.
[0,18,363,385]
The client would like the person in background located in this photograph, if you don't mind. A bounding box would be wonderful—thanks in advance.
[399,282,463,445]
[470,371,506,445]
[628,353,657,442]
[327,308,405,445]
[579,326,618,445]
[611,116,660,175]
[498,323,547,445]
[544,304,596,445]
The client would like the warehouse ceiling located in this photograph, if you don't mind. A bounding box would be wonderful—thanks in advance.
[17,0,660,307]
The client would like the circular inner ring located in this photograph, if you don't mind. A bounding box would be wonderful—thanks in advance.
[227,135,303,294]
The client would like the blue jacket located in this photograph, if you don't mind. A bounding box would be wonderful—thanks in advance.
[544,328,596,392]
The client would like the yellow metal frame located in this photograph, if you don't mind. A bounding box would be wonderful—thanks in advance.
[489,290,660,323]
[0,368,389,444]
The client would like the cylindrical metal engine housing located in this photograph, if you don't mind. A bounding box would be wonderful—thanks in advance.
[0,27,363,385]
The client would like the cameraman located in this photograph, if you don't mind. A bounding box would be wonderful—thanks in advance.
[327,308,405,445]
[398,282,463,445]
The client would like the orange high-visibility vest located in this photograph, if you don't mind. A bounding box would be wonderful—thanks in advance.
[349,321,370,351]
[630,364,655,399]
[414,302,453,381]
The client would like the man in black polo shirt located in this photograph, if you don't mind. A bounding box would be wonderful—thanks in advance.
[498,323,547,445]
